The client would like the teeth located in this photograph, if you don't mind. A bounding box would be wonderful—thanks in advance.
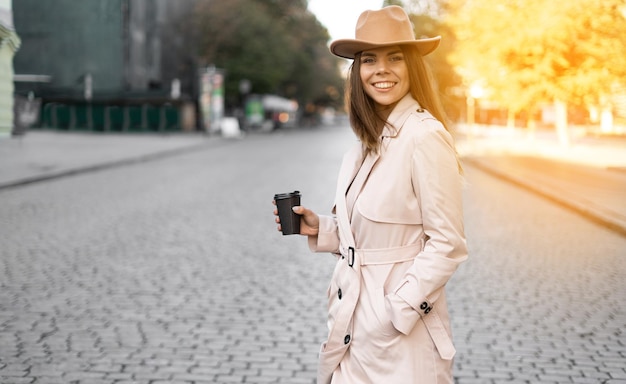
[374,82,395,89]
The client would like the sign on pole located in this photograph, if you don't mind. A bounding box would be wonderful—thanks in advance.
[198,66,224,134]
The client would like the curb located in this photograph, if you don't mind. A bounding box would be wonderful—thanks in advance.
[0,141,219,191]
[465,157,626,238]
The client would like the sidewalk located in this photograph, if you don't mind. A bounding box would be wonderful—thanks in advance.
[457,126,626,236]
[0,130,214,189]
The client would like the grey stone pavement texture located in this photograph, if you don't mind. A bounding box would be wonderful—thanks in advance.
[0,125,625,384]
[2,127,625,235]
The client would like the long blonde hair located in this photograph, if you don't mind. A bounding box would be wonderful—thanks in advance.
[346,45,452,154]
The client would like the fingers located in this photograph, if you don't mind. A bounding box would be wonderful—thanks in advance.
[273,201,281,231]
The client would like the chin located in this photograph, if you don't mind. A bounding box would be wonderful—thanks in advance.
[374,97,400,107]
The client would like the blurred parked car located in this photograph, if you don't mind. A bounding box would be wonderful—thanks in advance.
[245,94,298,131]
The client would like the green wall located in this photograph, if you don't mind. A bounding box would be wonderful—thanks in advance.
[13,0,124,95]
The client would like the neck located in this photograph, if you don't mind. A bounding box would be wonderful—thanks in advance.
[376,102,396,120]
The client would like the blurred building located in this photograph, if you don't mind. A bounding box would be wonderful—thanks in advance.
[12,0,199,132]
[0,0,20,138]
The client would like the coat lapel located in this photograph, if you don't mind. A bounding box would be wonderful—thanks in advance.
[334,93,419,244]
[335,148,380,249]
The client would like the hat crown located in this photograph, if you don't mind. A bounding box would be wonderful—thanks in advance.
[354,6,415,44]
[329,5,440,59]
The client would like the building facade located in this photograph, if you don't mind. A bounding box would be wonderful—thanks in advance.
[0,0,20,137]
[12,0,198,132]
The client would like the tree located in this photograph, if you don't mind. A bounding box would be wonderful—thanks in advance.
[193,0,294,106]
[446,0,626,138]
[191,0,344,111]
[410,11,465,122]
[269,2,344,106]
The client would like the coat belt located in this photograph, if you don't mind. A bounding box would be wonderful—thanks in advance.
[340,241,423,266]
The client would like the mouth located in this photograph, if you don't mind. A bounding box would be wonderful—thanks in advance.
[372,81,396,90]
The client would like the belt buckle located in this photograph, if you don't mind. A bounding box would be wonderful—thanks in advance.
[348,246,355,267]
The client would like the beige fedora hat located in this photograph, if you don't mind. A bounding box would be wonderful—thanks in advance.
[330,5,440,59]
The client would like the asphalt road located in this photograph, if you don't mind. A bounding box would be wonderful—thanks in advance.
[1,125,625,384]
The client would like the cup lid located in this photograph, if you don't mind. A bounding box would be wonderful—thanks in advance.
[274,190,301,199]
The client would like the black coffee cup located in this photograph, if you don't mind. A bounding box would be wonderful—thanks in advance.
[274,191,301,235]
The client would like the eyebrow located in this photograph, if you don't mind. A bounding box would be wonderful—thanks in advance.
[361,49,403,57]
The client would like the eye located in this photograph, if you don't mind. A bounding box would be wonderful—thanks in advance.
[389,55,404,62]
[361,57,375,64]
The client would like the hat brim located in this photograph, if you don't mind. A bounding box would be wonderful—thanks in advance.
[330,36,441,59]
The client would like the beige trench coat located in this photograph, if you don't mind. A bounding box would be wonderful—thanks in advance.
[308,95,468,384]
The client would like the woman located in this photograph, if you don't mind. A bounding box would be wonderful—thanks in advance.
[274,6,468,384]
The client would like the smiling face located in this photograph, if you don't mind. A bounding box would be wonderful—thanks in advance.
[359,45,410,108]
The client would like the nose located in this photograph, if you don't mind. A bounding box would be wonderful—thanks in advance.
[375,60,390,75]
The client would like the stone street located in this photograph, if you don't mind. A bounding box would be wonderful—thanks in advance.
[1,125,625,383]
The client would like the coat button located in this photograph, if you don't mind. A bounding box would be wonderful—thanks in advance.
[420,301,428,310]
[416,108,425,113]
[338,288,342,300]
[344,335,351,344]
[425,306,432,314]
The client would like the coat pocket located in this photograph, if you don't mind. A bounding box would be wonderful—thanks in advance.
[372,287,401,337]
[317,341,350,384]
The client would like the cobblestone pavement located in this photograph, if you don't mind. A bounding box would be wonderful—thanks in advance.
[450,166,626,384]
[1,126,625,383]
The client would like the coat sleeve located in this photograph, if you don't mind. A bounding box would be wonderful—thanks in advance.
[307,214,341,254]
[386,120,468,335]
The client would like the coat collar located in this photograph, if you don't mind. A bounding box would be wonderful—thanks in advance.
[336,143,370,199]
[337,94,421,198]
[381,94,421,138]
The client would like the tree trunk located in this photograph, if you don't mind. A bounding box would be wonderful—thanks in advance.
[526,112,535,141]
[507,109,515,129]
[601,107,614,134]
[555,99,569,147]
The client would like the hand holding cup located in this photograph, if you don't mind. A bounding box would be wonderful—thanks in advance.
[273,191,319,236]
[274,191,302,235]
